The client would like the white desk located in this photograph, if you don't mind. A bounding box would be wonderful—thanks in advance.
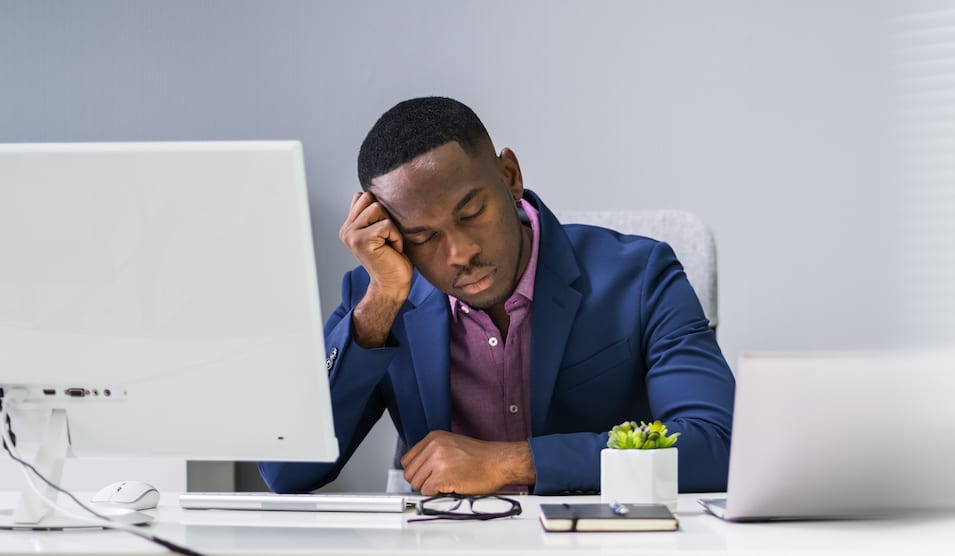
[1,492,953,555]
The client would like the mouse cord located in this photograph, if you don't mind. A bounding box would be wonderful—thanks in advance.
[0,394,204,556]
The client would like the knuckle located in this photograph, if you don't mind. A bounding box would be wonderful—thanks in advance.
[343,233,361,250]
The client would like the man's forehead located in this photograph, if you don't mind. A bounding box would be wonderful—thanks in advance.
[373,142,491,194]
[376,142,471,183]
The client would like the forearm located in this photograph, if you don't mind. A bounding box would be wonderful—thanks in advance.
[528,432,605,494]
[661,416,732,492]
[641,240,735,491]
[351,285,406,348]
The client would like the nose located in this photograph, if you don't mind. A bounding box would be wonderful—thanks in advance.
[445,229,480,268]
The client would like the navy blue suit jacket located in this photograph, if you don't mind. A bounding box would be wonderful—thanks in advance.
[259,191,735,494]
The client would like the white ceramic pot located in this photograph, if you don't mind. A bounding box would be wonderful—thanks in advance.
[600,447,678,512]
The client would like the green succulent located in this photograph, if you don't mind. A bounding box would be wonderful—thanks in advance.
[606,420,680,450]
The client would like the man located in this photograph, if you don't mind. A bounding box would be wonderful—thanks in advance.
[259,97,735,495]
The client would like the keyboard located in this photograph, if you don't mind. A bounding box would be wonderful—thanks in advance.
[179,492,411,513]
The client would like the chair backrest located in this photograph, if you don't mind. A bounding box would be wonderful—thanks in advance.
[553,209,718,330]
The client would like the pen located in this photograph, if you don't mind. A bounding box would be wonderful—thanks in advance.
[609,500,629,516]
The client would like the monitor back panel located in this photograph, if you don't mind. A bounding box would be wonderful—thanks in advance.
[0,142,338,463]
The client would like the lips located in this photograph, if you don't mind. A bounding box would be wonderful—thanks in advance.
[455,268,496,295]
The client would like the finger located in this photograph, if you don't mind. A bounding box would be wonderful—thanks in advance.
[377,217,404,253]
[419,475,444,496]
[358,218,406,256]
[347,198,378,228]
[401,430,448,468]
[341,194,373,243]
[406,458,433,493]
[340,202,392,248]
[356,191,395,232]
[401,441,429,480]
[354,201,396,231]
[344,192,378,226]
[416,466,461,497]
[400,433,430,469]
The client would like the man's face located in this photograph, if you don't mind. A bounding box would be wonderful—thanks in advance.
[370,141,529,310]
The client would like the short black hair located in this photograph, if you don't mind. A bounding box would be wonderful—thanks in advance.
[357,97,494,190]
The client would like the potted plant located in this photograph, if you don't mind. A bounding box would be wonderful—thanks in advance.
[600,420,680,512]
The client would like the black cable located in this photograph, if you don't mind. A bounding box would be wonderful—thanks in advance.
[0,392,204,556]
[1,438,114,522]
[148,536,205,556]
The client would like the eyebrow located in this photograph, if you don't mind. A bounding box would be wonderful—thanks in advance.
[397,187,483,235]
[452,187,482,214]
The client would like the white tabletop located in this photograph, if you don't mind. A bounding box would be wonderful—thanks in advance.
[1,492,953,555]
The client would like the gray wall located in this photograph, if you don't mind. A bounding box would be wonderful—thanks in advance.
[4,1,952,492]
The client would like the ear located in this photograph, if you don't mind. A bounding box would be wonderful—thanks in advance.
[498,147,524,201]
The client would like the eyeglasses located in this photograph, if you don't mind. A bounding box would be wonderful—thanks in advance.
[410,494,523,522]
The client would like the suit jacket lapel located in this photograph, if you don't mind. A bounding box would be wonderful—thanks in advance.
[403,276,452,432]
[526,192,583,435]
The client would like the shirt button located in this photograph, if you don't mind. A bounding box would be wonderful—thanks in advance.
[508,404,519,414]
[488,337,499,347]
[461,305,470,314]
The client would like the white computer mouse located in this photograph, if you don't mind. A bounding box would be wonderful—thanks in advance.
[91,480,160,510]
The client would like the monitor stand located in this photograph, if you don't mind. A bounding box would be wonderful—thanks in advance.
[0,408,153,529]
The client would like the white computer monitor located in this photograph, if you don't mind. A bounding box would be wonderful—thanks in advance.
[0,141,338,528]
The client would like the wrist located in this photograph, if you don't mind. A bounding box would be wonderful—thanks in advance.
[365,282,410,306]
[351,285,407,348]
[498,441,536,486]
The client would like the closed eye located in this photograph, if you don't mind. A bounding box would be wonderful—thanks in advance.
[461,205,485,221]
[409,232,437,246]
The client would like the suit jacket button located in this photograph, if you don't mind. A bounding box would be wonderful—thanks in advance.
[326,347,339,371]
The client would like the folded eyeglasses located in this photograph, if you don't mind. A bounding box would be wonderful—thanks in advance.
[410,493,523,522]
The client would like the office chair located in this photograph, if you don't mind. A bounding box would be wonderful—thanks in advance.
[385,209,719,493]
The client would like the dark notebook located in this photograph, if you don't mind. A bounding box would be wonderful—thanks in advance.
[539,503,678,532]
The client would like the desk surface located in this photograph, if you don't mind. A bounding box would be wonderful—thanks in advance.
[1,492,953,555]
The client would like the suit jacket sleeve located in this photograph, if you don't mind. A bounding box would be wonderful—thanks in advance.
[258,269,397,493]
[528,241,735,494]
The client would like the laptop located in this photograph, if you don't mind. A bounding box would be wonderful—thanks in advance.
[699,350,955,521]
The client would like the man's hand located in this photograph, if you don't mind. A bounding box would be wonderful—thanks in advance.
[400,431,536,495]
[339,192,413,347]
